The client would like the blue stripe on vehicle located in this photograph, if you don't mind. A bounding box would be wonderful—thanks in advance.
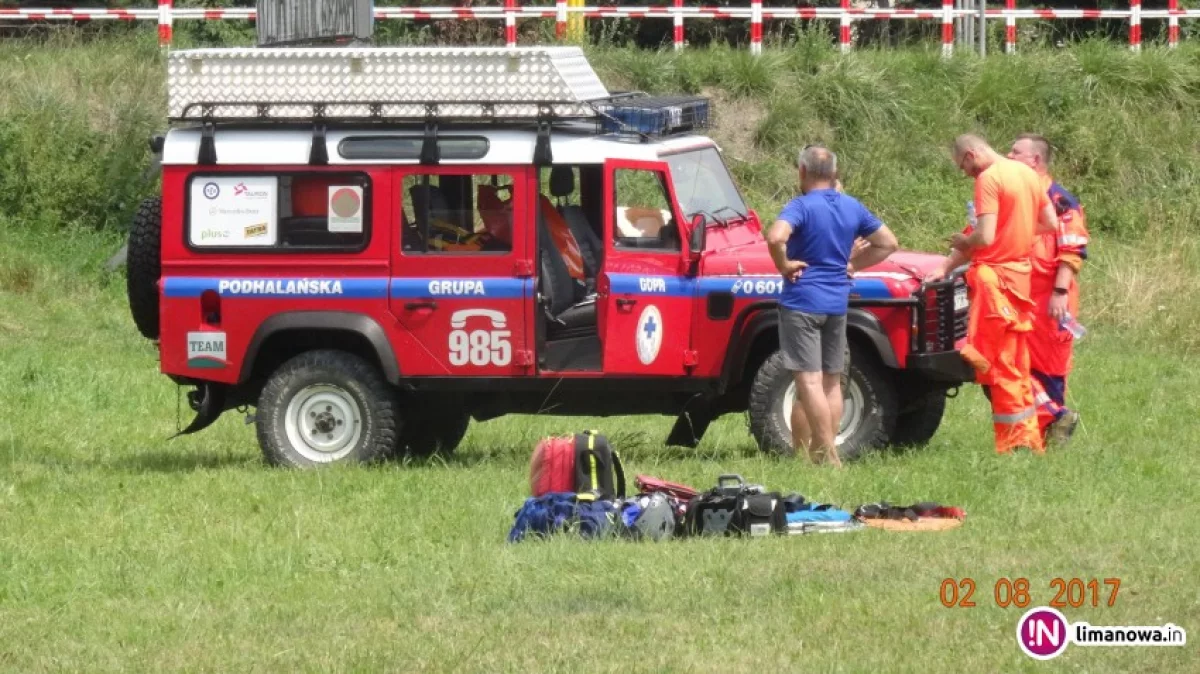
[696,276,896,300]
[162,277,389,299]
[607,273,694,297]
[389,277,530,299]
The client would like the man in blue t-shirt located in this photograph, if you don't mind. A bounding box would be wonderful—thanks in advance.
[765,145,899,466]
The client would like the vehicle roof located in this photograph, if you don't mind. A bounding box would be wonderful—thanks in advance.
[161,125,720,167]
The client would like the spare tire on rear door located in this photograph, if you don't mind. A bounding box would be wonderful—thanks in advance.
[126,196,162,340]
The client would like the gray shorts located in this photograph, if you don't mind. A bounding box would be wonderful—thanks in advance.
[778,308,847,374]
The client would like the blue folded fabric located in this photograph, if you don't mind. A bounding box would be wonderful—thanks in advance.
[786,504,851,523]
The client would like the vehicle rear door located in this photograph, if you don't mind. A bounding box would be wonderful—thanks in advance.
[388,165,535,376]
[598,159,696,376]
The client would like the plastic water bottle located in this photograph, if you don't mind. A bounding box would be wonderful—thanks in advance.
[1060,312,1087,340]
[966,201,977,231]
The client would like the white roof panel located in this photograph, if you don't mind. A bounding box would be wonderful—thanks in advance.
[166,46,610,122]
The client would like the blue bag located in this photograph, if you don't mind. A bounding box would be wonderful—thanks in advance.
[508,493,618,543]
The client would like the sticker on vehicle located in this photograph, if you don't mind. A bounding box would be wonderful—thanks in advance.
[636,305,663,365]
[448,309,512,367]
[189,176,278,247]
[328,185,364,233]
[187,331,227,368]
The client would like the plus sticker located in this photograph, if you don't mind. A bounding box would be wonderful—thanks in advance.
[636,305,663,365]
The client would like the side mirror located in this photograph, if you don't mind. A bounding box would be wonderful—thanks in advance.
[688,214,706,263]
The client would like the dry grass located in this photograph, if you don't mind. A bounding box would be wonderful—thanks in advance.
[1085,222,1200,354]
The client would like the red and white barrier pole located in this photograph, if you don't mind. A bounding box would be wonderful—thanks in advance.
[1130,0,1141,51]
[673,0,683,50]
[840,0,852,52]
[505,0,517,48]
[158,0,173,48]
[1005,0,1016,53]
[1169,0,1180,48]
[555,0,565,40]
[941,0,953,57]
[750,0,763,55]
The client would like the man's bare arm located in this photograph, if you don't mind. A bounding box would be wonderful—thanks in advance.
[1037,202,1058,234]
[849,225,899,272]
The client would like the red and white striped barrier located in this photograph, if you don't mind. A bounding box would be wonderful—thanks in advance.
[2,4,1198,55]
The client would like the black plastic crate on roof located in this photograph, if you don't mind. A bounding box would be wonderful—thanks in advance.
[595,95,710,137]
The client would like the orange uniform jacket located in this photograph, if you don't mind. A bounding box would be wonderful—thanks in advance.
[1028,175,1089,377]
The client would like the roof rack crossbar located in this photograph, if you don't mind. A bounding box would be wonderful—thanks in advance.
[309,123,328,166]
[197,121,217,165]
[170,99,603,126]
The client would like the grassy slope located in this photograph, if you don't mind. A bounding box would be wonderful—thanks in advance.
[2,34,1200,672]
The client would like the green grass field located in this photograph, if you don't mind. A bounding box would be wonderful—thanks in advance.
[3,32,1200,672]
[3,200,1198,674]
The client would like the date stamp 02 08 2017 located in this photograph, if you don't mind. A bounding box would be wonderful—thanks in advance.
[939,578,1122,609]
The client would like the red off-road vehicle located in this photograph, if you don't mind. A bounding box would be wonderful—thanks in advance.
[126,46,972,467]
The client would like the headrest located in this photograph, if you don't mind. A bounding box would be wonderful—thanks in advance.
[549,165,575,198]
[409,184,449,221]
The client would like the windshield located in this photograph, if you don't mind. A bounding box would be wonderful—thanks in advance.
[665,147,749,225]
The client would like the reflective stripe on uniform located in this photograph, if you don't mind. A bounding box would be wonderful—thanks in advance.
[994,407,1036,424]
[1058,234,1088,246]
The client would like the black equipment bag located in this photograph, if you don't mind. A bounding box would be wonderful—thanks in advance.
[683,475,786,537]
[729,492,787,537]
[572,430,626,501]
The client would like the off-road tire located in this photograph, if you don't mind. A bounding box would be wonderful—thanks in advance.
[891,392,947,447]
[748,342,899,461]
[256,350,399,468]
[126,196,162,339]
[394,396,471,458]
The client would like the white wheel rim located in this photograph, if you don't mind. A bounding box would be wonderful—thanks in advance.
[283,384,363,463]
[781,377,864,447]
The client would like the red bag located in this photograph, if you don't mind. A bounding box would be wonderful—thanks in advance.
[635,475,699,502]
[530,436,576,496]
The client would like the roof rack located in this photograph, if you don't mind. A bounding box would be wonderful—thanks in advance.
[166,46,710,165]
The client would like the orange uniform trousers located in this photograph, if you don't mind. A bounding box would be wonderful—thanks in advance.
[958,261,1044,453]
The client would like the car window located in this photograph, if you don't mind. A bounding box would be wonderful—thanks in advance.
[401,173,515,254]
[186,173,370,251]
[612,168,680,251]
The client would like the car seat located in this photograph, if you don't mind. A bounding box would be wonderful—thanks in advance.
[537,207,597,340]
[548,165,603,277]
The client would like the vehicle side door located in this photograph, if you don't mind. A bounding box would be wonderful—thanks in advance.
[598,159,696,376]
[388,165,535,376]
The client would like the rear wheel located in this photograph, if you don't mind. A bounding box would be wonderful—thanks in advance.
[256,350,399,468]
[748,342,898,461]
[393,395,471,458]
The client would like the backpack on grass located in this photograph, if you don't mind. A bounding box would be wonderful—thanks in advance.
[529,430,626,500]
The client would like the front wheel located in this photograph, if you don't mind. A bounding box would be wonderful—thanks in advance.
[748,342,899,461]
[256,350,400,468]
[891,391,948,447]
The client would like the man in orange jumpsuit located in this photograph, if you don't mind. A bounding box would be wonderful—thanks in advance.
[1007,133,1088,446]
[926,135,1058,454]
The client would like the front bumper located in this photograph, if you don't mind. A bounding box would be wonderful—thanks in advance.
[908,351,976,384]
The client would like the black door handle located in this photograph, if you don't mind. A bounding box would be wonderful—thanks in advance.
[405,300,437,310]
[616,298,636,308]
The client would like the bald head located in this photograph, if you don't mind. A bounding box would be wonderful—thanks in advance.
[954,134,991,157]
[953,134,997,177]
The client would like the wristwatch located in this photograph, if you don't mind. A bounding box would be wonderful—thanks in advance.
[1053,287,1068,295]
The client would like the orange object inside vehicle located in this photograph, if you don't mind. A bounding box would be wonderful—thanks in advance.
[539,194,585,280]
[291,175,338,216]
[477,184,513,243]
